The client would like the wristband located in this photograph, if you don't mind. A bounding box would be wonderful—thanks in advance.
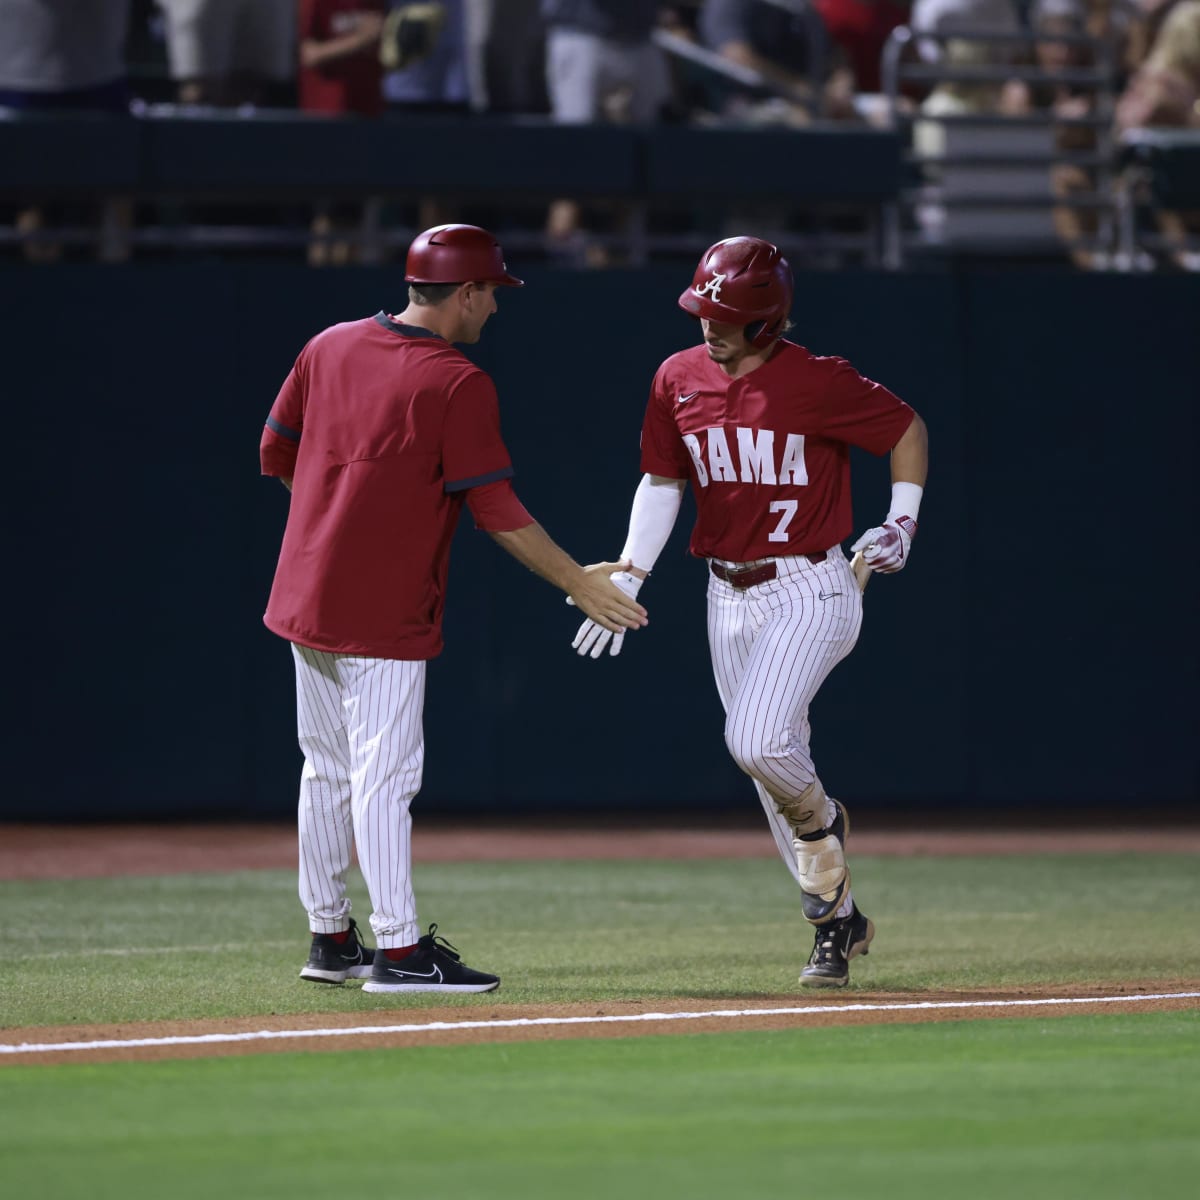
[886,481,924,524]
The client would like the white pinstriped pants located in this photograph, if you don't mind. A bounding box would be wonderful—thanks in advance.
[706,548,863,885]
[292,645,425,948]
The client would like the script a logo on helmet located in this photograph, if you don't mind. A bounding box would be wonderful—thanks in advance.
[694,271,726,303]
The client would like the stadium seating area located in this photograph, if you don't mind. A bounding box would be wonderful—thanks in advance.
[1,0,1198,269]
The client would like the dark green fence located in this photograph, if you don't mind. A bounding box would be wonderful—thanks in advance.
[5,263,1196,819]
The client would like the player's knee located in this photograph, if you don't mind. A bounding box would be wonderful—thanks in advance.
[723,726,768,781]
[723,729,813,799]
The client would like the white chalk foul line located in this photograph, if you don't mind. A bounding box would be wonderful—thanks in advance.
[2,992,1198,1056]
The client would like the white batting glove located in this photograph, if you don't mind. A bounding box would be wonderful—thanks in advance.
[571,571,644,658]
[850,515,917,574]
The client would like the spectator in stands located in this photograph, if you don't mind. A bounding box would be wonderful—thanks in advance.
[0,0,134,262]
[297,0,387,266]
[914,35,1007,156]
[476,0,546,113]
[696,0,859,122]
[998,0,1110,268]
[910,0,1021,68]
[1083,0,1144,82]
[382,0,475,112]
[299,0,386,115]
[381,1,474,235]
[1116,0,1200,268]
[1117,0,1200,128]
[911,35,1011,239]
[154,0,296,107]
[814,0,911,97]
[541,2,673,264]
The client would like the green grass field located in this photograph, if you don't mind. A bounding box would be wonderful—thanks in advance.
[1,853,1198,1199]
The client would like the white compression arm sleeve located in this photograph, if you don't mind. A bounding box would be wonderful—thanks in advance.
[619,474,685,573]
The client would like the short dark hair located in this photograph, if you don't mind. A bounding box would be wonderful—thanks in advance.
[408,282,460,306]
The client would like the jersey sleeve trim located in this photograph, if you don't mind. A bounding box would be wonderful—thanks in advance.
[265,415,301,442]
[444,465,514,493]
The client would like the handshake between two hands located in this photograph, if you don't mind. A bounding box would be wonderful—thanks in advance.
[565,563,645,660]
[568,514,917,660]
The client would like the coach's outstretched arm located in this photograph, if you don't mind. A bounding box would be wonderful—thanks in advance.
[572,473,686,659]
[463,476,648,633]
[489,522,649,634]
[851,412,929,574]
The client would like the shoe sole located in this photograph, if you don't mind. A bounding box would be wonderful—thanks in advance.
[362,980,500,994]
[300,963,374,984]
[799,917,875,989]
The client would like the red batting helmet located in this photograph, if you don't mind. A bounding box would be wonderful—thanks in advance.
[405,224,524,287]
[678,237,793,349]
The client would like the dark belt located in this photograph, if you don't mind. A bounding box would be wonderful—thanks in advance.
[710,551,827,590]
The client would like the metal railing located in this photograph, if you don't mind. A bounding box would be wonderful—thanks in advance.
[880,24,1122,263]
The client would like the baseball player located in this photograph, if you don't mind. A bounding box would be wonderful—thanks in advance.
[571,236,928,987]
[261,223,648,994]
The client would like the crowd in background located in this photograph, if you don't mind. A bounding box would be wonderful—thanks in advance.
[1,0,1198,267]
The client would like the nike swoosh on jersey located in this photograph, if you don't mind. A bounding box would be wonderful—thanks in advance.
[677,391,699,404]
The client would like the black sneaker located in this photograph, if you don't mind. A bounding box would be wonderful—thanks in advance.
[299,917,375,984]
[362,924,500,994]
[800,904,875,988]
[795,798,851,925]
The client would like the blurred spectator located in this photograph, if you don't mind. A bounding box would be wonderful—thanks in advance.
[298,0,387,266]
[473,0,546,113]
[911,35,1010,239]
[299,0,386,115]
[1000,0,1111,268]
[542,1,671,122]
[541,2,673,264]
[1116,0,1200,268]
[910,0,1021,69]
[814,0,911,95]
[383,0,471,112]
[1082,0,1144,82]
[154,0,296,106]
[696,0,855,123]
[381,1,474,233]
[0,0,132,112]
[0,0,133,262]
[914,35,1006,155]
[1116,0,1200,127]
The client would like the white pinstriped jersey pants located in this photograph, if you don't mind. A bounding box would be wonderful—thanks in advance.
[292,645,425,948]
[706,547,863,885]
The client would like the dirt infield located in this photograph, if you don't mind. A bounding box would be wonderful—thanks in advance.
[2,821,1197,1064]
[4,819,1199,880]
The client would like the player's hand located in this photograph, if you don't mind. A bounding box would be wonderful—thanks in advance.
[570,570,645,658]
[851,515,917,574]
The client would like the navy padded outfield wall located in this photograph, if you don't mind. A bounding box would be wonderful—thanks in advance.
[4,264,1195,819]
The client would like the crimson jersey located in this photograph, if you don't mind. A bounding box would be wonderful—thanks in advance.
[639,340,915,561]
[297,0,386,116]
[260,314,518,660]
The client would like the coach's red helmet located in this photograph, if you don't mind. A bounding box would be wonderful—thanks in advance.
[405,224,524,287]
[678,237,792,349]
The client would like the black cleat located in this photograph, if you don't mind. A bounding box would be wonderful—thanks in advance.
[362,924,500,994]
[800,904,875,988]
[300,917,375,984]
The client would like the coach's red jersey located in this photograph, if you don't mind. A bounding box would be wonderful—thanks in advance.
[639,340,915,561]
[260,314,515,659]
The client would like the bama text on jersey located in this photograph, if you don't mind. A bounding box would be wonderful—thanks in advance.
[682,426,809,488]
